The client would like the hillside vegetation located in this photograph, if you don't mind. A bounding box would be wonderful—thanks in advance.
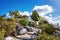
[0,10,60,40]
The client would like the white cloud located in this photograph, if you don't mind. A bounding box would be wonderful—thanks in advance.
[43,15,60,26]
[6,13,12,18]
[19,11,30,16]
[6,11,30,18]
[33,5,54,17]
[21,11,30,16]
[44,15,60,26]
[49,14,52,17]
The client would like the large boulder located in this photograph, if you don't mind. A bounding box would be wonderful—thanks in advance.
[19,28,27,35]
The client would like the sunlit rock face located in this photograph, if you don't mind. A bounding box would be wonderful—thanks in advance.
[5,37,13,40]
[19,28,27,35]
[5,37,19,40]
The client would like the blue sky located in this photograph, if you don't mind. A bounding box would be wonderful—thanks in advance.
[0,0,60,25]
[0,0,60,16]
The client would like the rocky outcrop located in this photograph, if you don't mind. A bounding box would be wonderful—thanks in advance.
[6,23,41,40]
[16,26,41,35]
[15,26,41,39]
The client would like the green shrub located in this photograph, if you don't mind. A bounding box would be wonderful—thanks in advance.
[19,19,29,26]
[45,24,55,34]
